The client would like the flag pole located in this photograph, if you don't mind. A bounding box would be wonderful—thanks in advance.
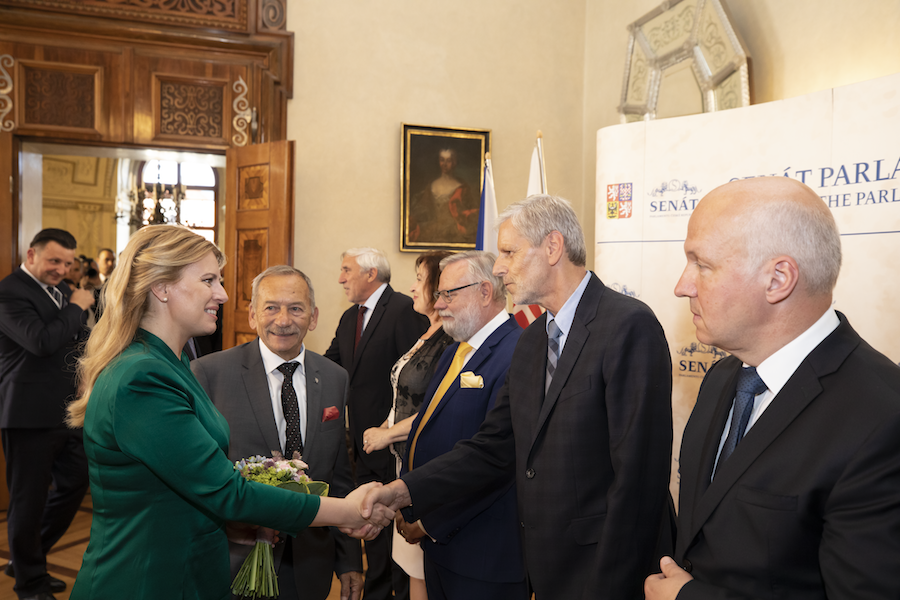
[536,130,547,194]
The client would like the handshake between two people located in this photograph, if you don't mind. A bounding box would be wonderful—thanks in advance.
[339,479,413,540]
[227,480,415,544]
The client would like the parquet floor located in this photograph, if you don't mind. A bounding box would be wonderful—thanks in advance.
[0,493,346,600]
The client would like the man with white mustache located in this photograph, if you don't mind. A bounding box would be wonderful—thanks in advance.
[193,265,363,600]
[397,251,525,600]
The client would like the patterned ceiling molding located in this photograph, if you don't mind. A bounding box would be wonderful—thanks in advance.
[0,55,14,132]
[232,76,251,147]
[259,0,285,31]
[0,0,249,32]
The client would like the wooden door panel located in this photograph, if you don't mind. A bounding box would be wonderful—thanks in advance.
[222,139,293,349]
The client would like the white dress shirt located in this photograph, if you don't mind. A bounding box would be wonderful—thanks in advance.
[545,271,591,356]
[257,339,308,454]
[713,308,841,473]
[21,262,63,308]
[359,282,388,332]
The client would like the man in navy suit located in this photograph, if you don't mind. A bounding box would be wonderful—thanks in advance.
[325,247,428,600]
[364,195,673,600]
[645,177,900,599]
[398,251,524,600]
[0,229,94,600]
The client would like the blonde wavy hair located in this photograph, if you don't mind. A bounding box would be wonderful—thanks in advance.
[67,225,225,428]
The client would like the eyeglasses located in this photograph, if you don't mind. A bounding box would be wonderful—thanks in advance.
[433,281,482,303]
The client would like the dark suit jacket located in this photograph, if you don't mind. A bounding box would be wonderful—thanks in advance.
[0,267,88,428]
[192,341,362,600]
[403,273,673,599]
[402,316,524,583]
[325,284,428,482]
[675,314,900,600]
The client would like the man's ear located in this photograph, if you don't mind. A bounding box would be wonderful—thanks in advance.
[545,231,565,266]
[765,256,799,304]
[308,306,319,332]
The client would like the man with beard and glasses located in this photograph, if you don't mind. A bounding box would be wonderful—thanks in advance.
[192,266,363,600]
[397,251,525,600]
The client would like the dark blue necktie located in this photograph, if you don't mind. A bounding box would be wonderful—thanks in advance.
[715,366,767,477]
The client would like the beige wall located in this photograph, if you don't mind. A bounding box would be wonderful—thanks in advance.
[288,0,900,354]
[288,1,587,352]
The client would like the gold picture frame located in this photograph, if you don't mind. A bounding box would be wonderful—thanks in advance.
[401,123,491,252]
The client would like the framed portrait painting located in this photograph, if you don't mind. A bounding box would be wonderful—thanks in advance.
[401,123,491,252]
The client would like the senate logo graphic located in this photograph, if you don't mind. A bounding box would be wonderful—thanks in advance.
[609,282,638,298]
[676,342,728,378]
[647,179,703,216]
[606,183,633,219]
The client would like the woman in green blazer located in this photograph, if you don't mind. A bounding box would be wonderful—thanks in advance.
[66,226,391,600]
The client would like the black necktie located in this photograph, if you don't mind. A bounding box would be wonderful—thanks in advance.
[715,366,767,476]
[276,362,303,458]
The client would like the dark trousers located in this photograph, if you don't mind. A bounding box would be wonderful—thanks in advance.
[362,526,409,600]
[424,553,528,600]
[3,427,89,598]
[354,454,408,600]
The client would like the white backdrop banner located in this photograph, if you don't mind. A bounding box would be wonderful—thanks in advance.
[595,72,900,497]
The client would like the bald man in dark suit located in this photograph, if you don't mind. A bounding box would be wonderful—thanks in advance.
[646,177,900,600]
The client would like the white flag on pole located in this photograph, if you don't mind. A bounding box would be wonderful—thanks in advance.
[515,132,547,327]
[476,155,498,256]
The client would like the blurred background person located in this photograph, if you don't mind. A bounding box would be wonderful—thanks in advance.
[96,248,116,284]
[64,256,84,288]
[0,228,93,600]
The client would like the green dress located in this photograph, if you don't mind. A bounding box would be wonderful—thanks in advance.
[71,330,321,600]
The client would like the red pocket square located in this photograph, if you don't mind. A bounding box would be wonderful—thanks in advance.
[322,406,340,422]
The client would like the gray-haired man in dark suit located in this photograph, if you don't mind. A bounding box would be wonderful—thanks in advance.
[193,265,362,600]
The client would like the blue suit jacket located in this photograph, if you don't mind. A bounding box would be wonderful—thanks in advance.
[402,315,525,583]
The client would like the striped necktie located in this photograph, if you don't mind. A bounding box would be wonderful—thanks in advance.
[48,286,65,308]
[545,319,561,393]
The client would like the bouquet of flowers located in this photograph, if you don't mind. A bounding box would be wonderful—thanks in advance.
[231,451,330,599]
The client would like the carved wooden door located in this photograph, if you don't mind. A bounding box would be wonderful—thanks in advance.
[222,140,294,350]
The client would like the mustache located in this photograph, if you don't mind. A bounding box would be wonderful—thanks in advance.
[438,310,454,318]
[268,327,300,336]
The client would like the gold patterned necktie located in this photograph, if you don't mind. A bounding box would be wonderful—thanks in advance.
[407,341,473,468]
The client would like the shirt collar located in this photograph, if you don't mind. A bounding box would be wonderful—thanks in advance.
[361,282,388,312]
[464,310,510,351]
[755,308,840,396]
[21,262,50,291]
[257,338,306,376]
[546,271,591,337]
